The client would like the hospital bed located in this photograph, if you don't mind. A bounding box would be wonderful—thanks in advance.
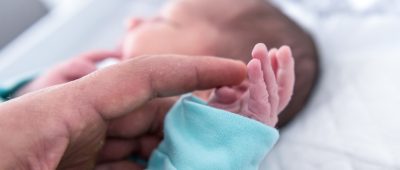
[1,0,399,169]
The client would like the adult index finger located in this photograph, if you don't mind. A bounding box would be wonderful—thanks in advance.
[77,55,247,120]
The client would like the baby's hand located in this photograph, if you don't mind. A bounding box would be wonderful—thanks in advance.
[208,44,294,127]
[14,51,121,96]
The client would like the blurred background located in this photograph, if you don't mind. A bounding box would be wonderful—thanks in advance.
[0,0,46,49]
[0,0,164,82]
[0,0,399,169]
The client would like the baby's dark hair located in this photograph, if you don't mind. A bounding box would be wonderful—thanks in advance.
[214,0,319,128]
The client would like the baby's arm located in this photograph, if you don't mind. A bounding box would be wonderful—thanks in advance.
[209,43,295,127]
[147,44,294,170]
[13,51,120,97]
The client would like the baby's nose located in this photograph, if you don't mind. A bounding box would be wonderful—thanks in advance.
[125,18,144,30]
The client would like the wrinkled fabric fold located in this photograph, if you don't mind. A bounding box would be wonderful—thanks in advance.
[148,94,279,170]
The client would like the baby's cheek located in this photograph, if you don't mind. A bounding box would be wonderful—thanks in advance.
[122,34,139,60]
[122,30,157,59]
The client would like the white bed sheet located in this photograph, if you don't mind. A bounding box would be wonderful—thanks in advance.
[263,0,400,169]
[1,0,399,170]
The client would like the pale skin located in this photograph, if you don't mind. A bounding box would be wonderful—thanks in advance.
[209,44,294,127]
[2,43,294,170]
[0,56,247,170]
[5,0,295,169]
[17,0,223,95]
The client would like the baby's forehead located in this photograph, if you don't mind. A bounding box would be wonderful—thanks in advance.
[167,0,256,22]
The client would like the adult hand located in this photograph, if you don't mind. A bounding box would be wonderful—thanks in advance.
[0,55,246,170]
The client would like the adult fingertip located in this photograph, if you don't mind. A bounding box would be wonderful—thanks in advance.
[235,60,248,83]
[220,58,247,83]
[229,58,247,67]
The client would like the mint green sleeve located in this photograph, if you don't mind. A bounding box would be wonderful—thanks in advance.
[0,78,33,102]
[148,94,279,170]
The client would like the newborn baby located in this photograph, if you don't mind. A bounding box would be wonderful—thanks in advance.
[122,0,318,127]
[145,43,294,169]
[9,0,317,168]
[208,44,294,127]
[15,0,318,127]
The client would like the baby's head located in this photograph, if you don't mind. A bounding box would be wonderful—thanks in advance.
[122,0,319,127]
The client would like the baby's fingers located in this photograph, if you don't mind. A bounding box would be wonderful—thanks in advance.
[247,59,271,124]
[275,46,295,112]
[252,43,279,115]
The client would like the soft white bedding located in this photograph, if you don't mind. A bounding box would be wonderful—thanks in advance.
[1,0,399,170]
[263,0,400,169]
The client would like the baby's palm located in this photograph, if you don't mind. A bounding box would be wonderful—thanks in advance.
[208,44,294,127]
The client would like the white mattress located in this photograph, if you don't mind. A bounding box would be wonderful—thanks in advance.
[263,0,400,169]
[1,0,399,169]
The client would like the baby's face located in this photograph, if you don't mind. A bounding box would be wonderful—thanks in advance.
[122,0,214,59]
[121,0,246,59]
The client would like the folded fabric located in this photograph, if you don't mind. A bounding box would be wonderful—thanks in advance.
[148,94,279,170]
